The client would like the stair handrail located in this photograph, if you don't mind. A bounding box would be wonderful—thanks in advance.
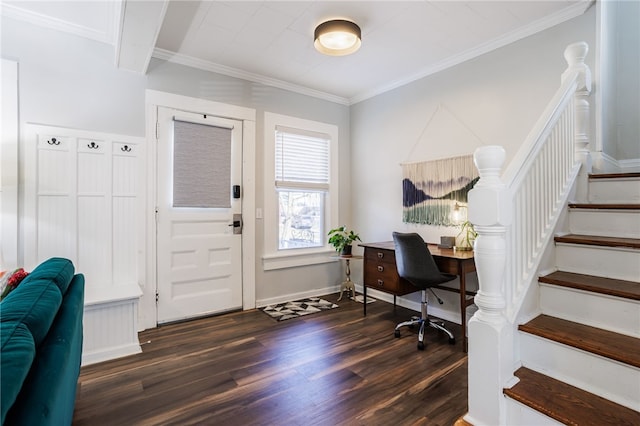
[464,42,592,426]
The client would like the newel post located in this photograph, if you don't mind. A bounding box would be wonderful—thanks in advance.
[464,146,514,426]
[563,41,592,202]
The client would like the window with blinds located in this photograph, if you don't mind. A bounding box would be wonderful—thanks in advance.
[275,127,329,250]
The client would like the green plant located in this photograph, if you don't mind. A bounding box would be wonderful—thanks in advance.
[456,221,477,251]
[327,225,361,254]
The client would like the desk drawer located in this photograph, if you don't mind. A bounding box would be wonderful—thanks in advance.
[363,248,415,295]
[364,247,396,264]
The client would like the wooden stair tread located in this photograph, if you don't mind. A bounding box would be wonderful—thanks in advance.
[539,271,640,301]
[589,172,640,180]
[519,315,640,368]
[554,234,640,249]
[568,203,640,210]
[505,367,640,426]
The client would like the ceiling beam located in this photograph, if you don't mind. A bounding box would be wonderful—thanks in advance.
[115,0,169,74]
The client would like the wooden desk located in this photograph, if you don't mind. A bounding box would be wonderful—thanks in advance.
[359,241,476,352]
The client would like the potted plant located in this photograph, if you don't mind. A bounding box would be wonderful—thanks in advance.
[327,225,361,256]
[456,220,477,251]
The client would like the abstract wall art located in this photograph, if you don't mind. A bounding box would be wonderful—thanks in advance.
[401,154,479,225]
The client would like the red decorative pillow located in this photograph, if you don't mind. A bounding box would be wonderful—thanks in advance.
[0,268,29,300]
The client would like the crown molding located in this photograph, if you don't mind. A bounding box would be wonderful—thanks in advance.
[349,0,595,104]
[152,48,351,106]
[0,2,116,45]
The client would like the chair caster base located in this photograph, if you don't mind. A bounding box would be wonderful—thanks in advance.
[448,337,456,345]
[394,330,401,338]
[417,341,425,351]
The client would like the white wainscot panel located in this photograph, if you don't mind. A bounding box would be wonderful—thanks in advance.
[82,285,142,366]
[78,196,110,287]
[37,195,74,263]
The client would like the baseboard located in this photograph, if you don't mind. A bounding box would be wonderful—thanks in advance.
[256,284,341,308]
[455,415,473,426]
[82,343,141,366]
[356,285,463,325]
[592,151,621,173]
[619,157,640,172]
[592,151,640,173]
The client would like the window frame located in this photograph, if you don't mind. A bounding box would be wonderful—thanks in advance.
[263,112,338,270]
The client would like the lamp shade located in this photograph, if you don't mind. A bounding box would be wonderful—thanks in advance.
[314,20,361,56]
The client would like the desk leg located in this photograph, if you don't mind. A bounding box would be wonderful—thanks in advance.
[363,284,367,316]
[459,263,467,353]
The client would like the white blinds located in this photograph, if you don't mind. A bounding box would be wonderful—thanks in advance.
[173,119,232,208]
[275,127,329,190]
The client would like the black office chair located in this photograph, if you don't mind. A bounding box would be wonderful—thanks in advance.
[392,232,457,350]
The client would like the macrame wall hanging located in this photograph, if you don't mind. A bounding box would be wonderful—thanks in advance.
[401,104,482,226]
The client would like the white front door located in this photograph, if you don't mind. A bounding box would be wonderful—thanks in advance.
[156,106,243,323]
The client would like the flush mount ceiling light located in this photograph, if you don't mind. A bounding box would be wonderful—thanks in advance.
[314,19,361,56]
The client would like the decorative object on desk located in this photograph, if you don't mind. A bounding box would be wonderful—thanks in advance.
[438,236,456,249]
[456,220,477,251]
[260,297,338,322]
[401,154,479,226]
[327,225,361,256]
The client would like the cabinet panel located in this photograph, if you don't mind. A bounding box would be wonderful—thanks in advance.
[37,195,74,261]
[113,154,137,196]
[78,196,110,287]
[38,148,71,194]
[78,151,107,195]
[113,196,137,285]
[26,124,144,290]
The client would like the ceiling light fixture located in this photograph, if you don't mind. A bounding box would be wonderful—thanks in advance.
[314,19,361,56]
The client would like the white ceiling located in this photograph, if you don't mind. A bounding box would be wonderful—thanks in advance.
[2,0,593,104]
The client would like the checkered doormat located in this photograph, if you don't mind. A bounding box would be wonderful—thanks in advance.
[260,297,338,322]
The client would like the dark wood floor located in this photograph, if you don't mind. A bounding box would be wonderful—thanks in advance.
[73,294,468,425]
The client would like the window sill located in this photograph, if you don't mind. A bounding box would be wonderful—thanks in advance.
[262,249,337,271]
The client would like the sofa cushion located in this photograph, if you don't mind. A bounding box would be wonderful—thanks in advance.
[5,274,85,426]
[1,258,74,348]
[0,258,76,424]
[0,322,36,423]
[23,258,75,295]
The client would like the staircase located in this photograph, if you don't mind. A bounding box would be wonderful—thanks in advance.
[504,172,640,425]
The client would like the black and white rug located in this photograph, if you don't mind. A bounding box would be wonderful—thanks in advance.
[261,297,338,322]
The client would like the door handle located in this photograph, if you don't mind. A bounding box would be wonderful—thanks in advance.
[228,214,242,234]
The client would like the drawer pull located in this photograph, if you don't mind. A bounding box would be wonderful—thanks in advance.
[377,279,384,287]
[377,252,384,259]
[377,265,384,272]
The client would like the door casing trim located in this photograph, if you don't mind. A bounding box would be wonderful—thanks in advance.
[143,89,256,330]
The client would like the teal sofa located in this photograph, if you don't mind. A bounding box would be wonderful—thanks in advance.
[1,258,84,425]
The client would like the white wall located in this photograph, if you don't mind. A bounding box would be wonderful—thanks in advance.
[1,4,602,326]
[1,58,19,269]
[598,0,640,170]
[612,0,640,162]
[349,7,596,320]
[1,15,350,317]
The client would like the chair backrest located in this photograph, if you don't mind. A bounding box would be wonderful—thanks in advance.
[392,232,453,288]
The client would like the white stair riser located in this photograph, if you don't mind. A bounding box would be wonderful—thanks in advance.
[539,284,640,338]
[555,244,640,282]
[520,333,640,411]
[569,209,640,239]
[588,179,640,203]
[505,397,564,426]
